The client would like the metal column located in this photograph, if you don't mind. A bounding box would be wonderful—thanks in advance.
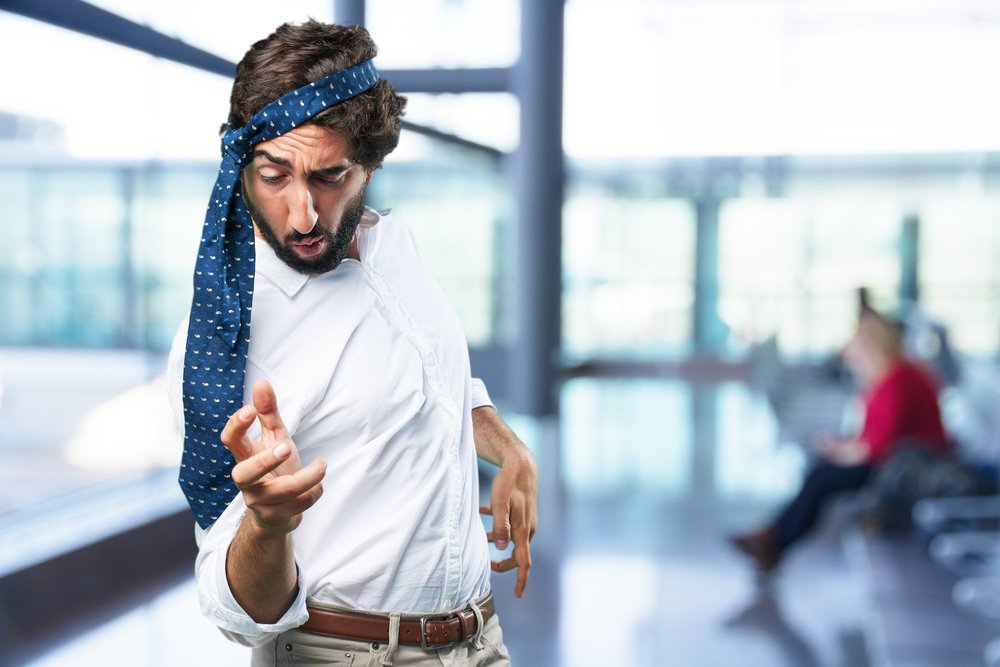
[0,0,235,77]
[900,213,920,308]
[510,0,565,417]
[333,0,365,27]
[693,196,724,353]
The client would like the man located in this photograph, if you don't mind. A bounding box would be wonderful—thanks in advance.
[167,20,537,666]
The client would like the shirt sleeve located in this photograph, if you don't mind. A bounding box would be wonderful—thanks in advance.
[194,517,310,647]
[470,377,494,410]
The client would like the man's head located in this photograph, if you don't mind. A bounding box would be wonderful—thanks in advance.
[229,21,405,171]
[229,21,406,273]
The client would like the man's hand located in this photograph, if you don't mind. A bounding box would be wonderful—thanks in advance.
[221,380,326,534]
[472,407,538,598]
[219,380,326,623]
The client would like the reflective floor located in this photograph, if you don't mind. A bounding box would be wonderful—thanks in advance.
[22,378,879,667]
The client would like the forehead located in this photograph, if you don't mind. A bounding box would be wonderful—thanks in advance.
[253,124,352,165]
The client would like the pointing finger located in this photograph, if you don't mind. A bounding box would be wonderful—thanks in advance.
[252,380,290,441]
[220,404,258,462]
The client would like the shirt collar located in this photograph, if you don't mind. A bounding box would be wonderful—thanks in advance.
[252,207,383,298]
[253,239,310,297]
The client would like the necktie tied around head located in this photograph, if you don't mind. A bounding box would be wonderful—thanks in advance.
[179,60,379,529]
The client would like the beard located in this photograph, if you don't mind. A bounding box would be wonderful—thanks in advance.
[248,188,366,275]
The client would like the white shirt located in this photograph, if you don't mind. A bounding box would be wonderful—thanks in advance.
[167,208,494,647]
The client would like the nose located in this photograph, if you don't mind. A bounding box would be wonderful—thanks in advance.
[287,183,319,235]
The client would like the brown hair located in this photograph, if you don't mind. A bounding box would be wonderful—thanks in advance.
[227,20,406,171]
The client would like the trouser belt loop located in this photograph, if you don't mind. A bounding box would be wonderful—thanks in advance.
[380,612,401,666]
[468,599,486,650]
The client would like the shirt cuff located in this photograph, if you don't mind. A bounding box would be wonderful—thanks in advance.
[470,378,494,410]
[195,522,309,648]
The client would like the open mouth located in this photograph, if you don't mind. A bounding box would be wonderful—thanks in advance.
[291,236,325,257]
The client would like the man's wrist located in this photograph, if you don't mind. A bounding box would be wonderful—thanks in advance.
[245,509,299,539]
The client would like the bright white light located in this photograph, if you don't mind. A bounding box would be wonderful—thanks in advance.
[564,0,1000,158]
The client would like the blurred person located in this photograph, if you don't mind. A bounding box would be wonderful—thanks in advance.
[731,310,949,576]
[166,20,536,666]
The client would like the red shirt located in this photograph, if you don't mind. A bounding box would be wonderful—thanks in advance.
[860,359,949,463]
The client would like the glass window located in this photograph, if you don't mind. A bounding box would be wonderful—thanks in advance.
[563,188,695,360]
[370,130,511,347]
[367,0,519,68]
[920,197,1000,355]
[1,168,128,347]
[564,0,1000,159]
[718,195,902,358]
[0,162,216,350]
[134,166,219,349]
[403,93,519,153]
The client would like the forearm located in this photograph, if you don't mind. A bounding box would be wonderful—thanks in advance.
[226,513,299,624]
[471,405,538,597]
[472,406,532,467]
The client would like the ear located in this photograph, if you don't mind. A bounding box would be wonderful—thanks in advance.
[363,169,374,186]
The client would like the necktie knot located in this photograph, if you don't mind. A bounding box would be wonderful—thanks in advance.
[221,126,252,166]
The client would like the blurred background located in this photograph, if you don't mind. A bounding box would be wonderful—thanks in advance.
[2,0,1000,665]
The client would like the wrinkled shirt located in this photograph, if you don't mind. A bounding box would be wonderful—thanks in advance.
[167,208,493,647]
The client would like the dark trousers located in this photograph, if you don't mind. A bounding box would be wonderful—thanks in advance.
[774,461,873,552]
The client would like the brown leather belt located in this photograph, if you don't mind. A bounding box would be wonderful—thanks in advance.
[302,594,494,649]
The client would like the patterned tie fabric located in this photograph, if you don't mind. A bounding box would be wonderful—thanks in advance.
[179,60,380,529]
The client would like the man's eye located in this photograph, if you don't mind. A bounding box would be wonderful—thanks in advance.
[260,174,284,184]
[315,176,345,187]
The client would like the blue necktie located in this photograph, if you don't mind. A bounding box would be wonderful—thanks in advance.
[179,60,379,529]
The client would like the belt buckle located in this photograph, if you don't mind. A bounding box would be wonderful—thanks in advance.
[419,612,455,650]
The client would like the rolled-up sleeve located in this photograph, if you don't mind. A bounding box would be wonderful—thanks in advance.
[470,377,494,410]
[194,519,309,647]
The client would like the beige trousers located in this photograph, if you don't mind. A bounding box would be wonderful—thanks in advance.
[250,613,511,667]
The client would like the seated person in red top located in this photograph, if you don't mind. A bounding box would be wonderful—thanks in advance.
[732,311,950,575]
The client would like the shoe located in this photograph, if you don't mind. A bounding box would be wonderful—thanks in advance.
[729,528,782,575]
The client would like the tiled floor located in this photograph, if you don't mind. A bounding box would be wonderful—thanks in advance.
[16,378,878,667]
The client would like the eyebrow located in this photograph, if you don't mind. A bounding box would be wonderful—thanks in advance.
[252,149,290,167]
[252,149,352,177]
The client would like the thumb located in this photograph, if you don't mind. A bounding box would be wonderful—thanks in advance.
[491,501,511,550]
